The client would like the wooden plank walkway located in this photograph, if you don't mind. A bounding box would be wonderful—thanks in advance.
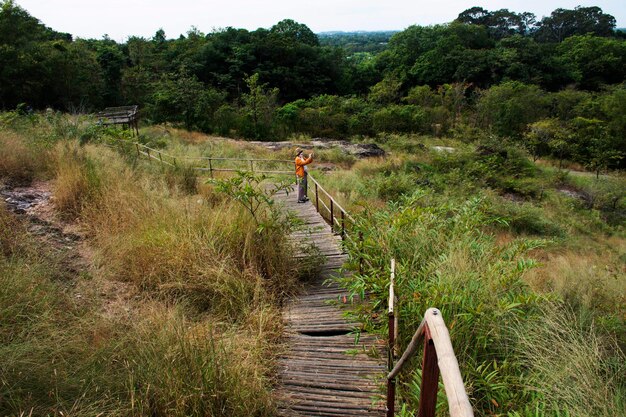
[274,187,386,417]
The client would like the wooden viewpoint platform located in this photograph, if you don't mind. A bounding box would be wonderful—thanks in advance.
[274,187,386,417]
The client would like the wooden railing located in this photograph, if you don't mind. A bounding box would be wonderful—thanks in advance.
[133,142,294,176]
[386,259,473,417]
[96,105,139,136]
[305,174,375,273]
[307,174,354,241]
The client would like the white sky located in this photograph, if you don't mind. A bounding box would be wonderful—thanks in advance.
[14,0,626,41]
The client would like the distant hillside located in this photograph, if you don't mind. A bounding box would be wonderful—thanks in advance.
[318,31,398,54]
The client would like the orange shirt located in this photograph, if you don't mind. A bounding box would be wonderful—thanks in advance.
[295,155,312,177]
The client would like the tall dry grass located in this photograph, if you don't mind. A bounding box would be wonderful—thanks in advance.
[55,145,298,317]
[1,130,297,415]
[525,246,626,318]
[52,142,102,218]
[0,131,51,184]
[515,305,625,417]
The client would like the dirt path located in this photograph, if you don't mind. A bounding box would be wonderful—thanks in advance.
[1,181,137,319]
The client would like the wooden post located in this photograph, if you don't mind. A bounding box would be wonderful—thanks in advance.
[387,258,396,417]
[209,158,213,178]
[418,324,440,417]
[341,210,345,240]
[330,199,334,233]
[146,148,151,162]
[386,374,396,417]
[135,143,140,157]
[158,151,163,164]
[315,183,319,213]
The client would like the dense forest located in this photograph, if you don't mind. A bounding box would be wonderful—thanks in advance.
[1,0,625,170]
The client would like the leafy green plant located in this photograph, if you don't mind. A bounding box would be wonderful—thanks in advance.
[209,171,292,228]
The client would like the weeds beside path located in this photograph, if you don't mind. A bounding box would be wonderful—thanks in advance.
[1,120,292,416]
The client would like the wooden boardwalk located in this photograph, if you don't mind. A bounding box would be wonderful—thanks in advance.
[274,187,386,417]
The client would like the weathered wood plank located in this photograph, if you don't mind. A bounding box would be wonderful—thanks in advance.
[273,188,385,416]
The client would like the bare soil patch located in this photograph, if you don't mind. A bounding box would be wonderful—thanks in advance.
[1,181,138,319]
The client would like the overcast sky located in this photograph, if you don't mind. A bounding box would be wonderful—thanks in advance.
[15,0,626,41]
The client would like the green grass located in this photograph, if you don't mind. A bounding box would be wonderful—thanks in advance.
[308,134,625,416]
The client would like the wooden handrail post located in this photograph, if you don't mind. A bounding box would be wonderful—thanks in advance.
[209,158,213,178]
[315,183,319,213]
[250,160,254,172]
[387,258,397,417]
[418,324,440,417]
[135,143,140,157]
[146,148,151,162]
[158,151,163,164]
[341,211,345,240]
[330,199,334,234]
[387,308,474,417]
[387,374,396,417]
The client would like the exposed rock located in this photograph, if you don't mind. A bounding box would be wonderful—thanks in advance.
[557,187,589,201]
[348,142,385,158]
[431,146,455,153]
[249,139,385,158]
[476,145,507,159]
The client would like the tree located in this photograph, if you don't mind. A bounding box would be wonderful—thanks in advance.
[90,38,127,106]
[457,7,491,26]
[368,76,402,104]
[406,23,494,87]
[477,81,549,138]
[269,19,319,46]
[240,73,279,139]
[557,35,626,90]
[534,6,616,42]
[569,117,623,177]
[149,71,225,131]
[600,85,626,166]
[456,7,536,38]
[0,1,76,109]
[209,171,293,228]
[524,119,567,161]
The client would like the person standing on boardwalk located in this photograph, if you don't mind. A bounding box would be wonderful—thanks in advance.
[295,148,313,203]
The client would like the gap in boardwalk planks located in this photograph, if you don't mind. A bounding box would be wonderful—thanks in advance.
[298,329,353,337]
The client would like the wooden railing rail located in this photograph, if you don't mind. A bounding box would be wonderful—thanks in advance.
[386,296,473,417]
[306,173,374,273]
[307,174,356,241]
[133,142,294,176]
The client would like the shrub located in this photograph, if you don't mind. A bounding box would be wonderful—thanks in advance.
[489,199,564,237]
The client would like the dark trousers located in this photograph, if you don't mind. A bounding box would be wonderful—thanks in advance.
[297,174,308,201]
